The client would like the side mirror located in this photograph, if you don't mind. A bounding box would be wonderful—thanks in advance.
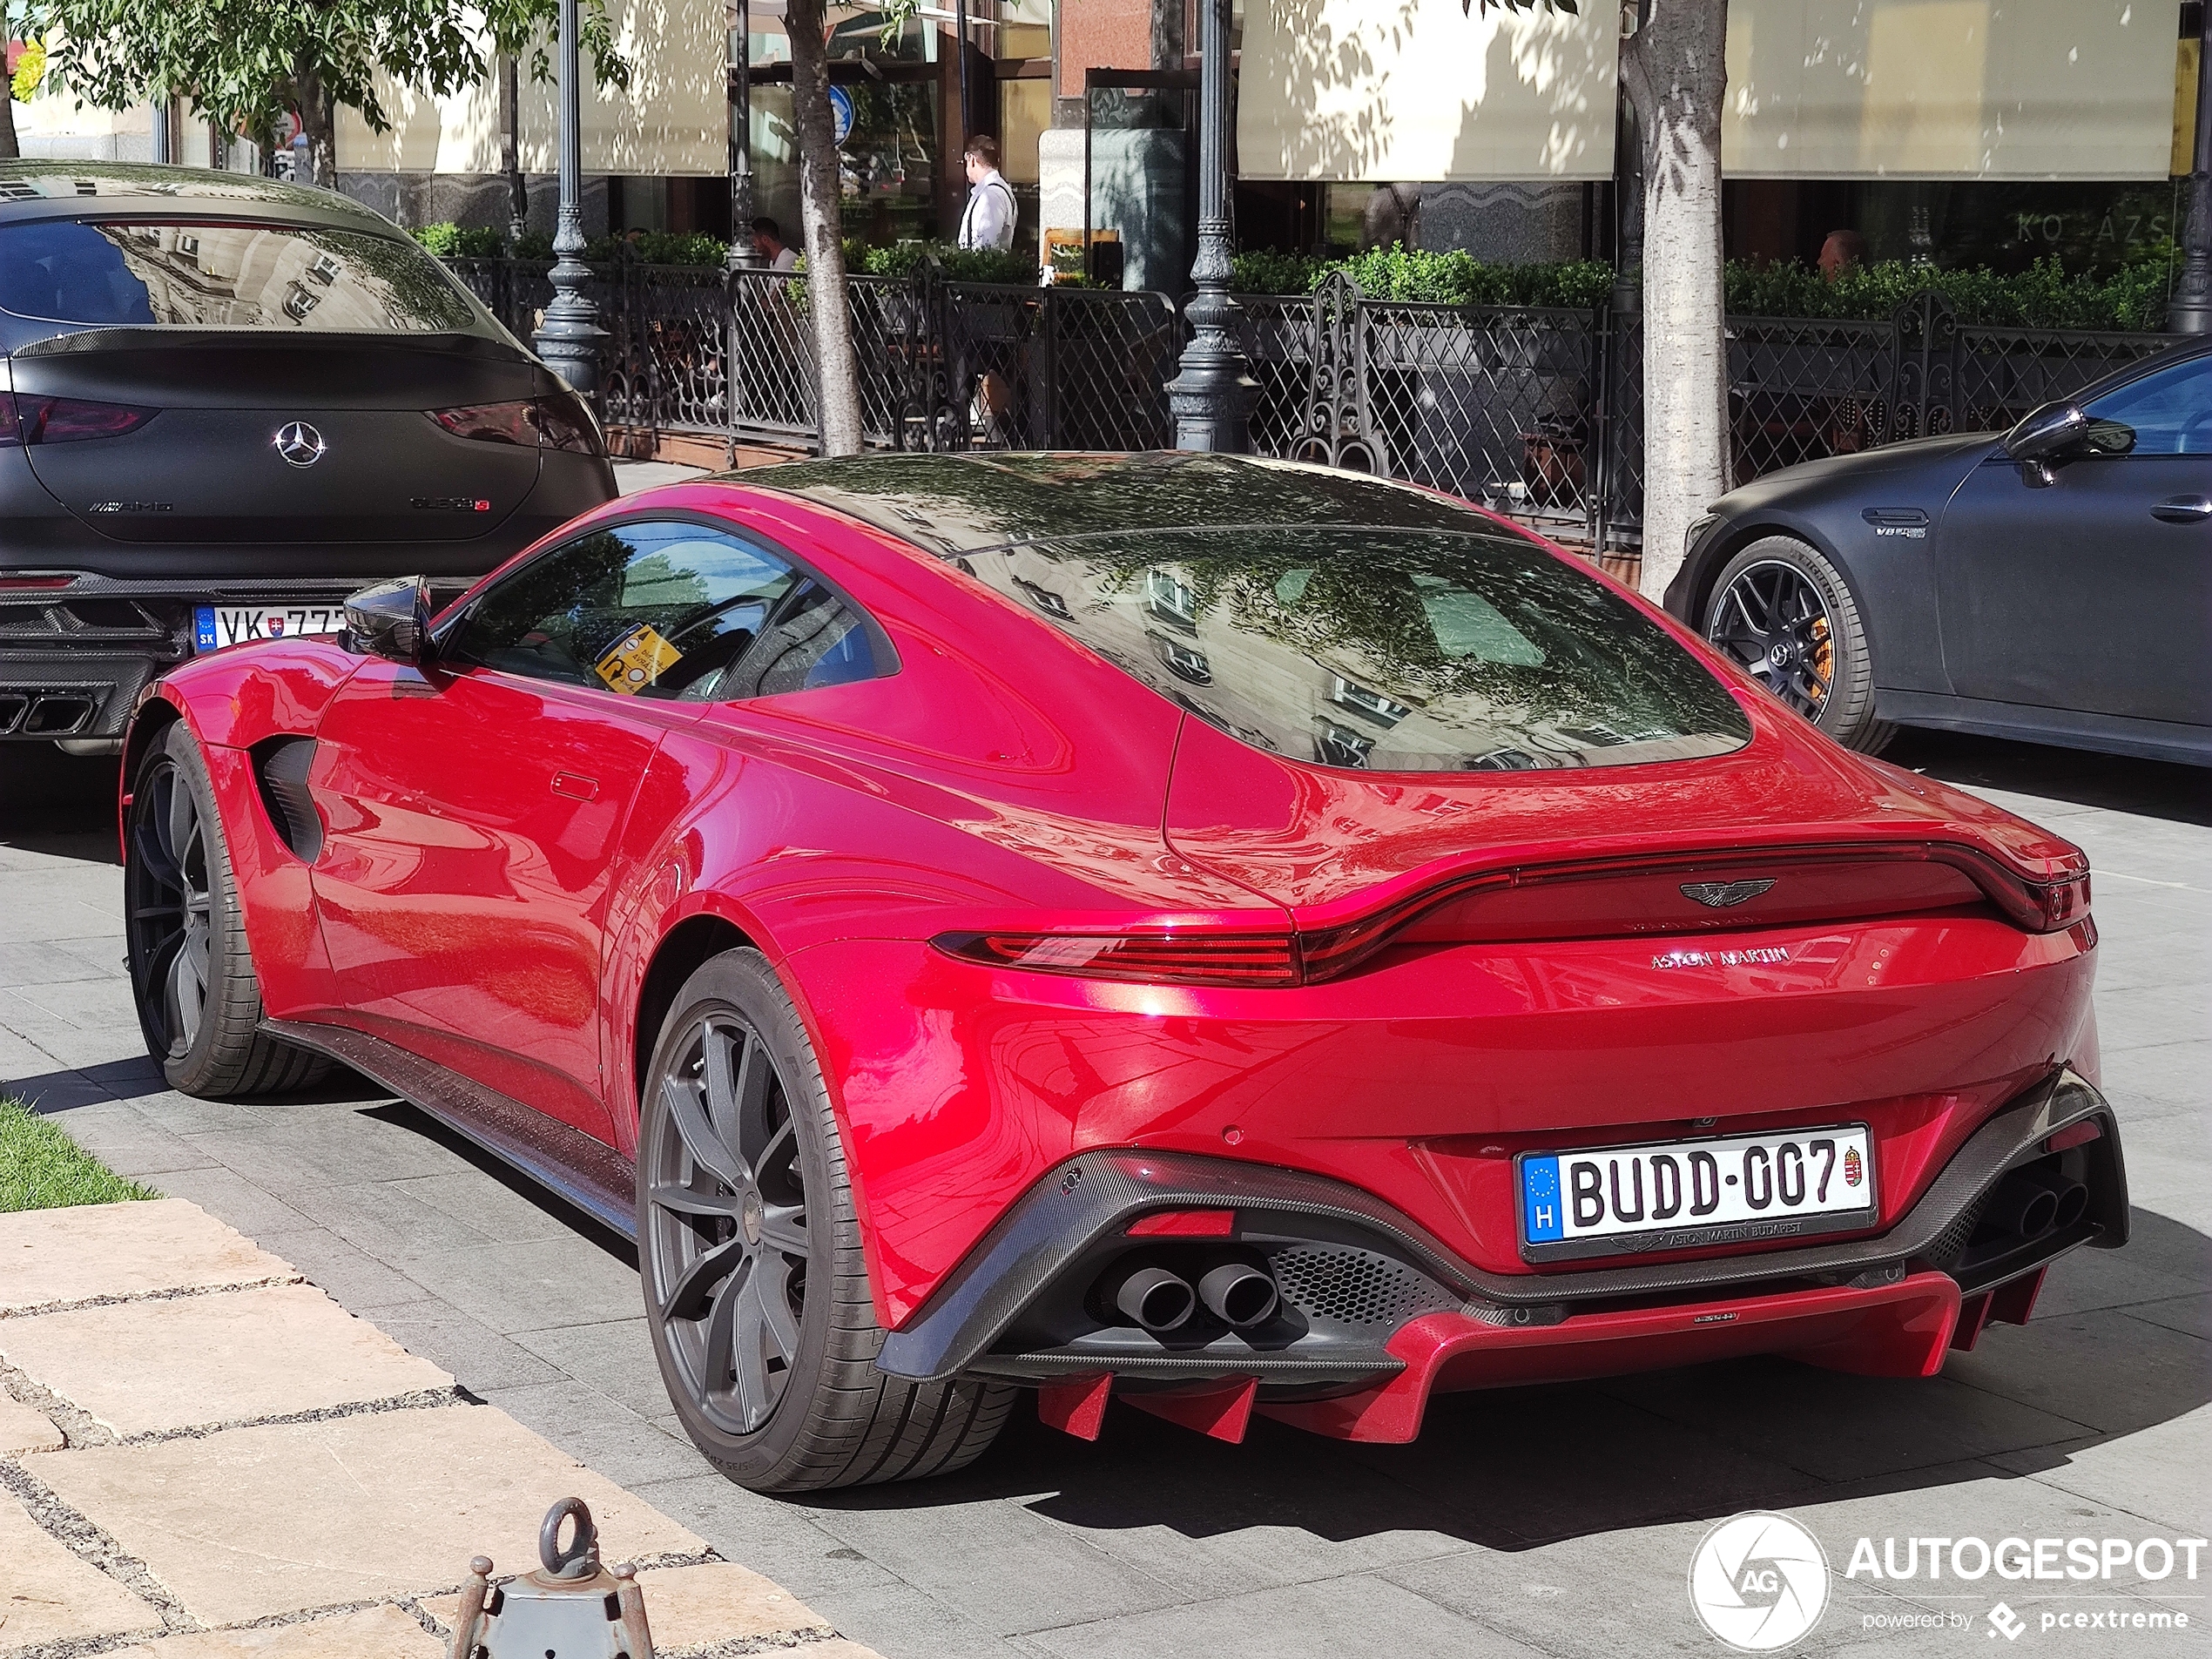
[343,576,433,663]
[2001,401,2091,479]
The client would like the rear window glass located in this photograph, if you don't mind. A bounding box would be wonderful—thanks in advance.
[0,220,476,331]
[957,527,1752,772]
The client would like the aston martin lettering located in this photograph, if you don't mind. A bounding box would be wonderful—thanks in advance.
[1652,947,1791,969]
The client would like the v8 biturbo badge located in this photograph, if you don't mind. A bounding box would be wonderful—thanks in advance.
[449,1497,654,1659]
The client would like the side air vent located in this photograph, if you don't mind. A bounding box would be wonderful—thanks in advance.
[252,737,322,862]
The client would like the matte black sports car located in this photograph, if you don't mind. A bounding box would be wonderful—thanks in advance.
[0,161,614,749]
[1668,339,2212,766]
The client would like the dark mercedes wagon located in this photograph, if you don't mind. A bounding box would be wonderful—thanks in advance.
[0,161,614,748]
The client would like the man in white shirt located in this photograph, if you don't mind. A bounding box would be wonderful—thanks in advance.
[957,136,1017,253]
[750,217,799,272]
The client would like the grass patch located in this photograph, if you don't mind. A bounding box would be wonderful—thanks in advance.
[1,1096,156,1212]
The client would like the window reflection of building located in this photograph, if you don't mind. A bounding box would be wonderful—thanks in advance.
[104,226,435,330]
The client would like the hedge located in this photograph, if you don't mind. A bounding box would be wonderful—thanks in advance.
[413,223,1042,286]
[1226,244,2176,332]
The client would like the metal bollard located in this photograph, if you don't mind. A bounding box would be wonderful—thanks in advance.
[449,1496,655,1659]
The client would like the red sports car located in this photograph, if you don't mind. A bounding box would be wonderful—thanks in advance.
[119,453,2126,1493]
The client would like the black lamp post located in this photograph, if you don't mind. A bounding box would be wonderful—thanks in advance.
[1167,0,1254,451]
[534,0,606,399]
[2172,6,2212,333]
[726,0,762,272]
[502,54,527,249]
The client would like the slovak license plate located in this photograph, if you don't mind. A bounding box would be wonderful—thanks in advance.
[1517,1123,1877,1263]
[194,604,347,651]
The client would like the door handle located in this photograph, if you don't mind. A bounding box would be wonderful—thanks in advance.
[551,772,599,801]
[2150,496,2212,523]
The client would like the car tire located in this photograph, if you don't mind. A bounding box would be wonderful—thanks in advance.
[1703,535,1896,755]
[637,947,1015,1493]
[124,722,331,1096]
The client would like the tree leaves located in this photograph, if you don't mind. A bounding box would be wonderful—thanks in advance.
[23,0,627,153]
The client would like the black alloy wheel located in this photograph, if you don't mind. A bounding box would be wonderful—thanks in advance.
[644,1009,812,1436]
[123,723,328,1096]
[1708,558,1836,719]
[1702,536,1894,754]
[128,744,215,1060]
[637,948,1015,1492]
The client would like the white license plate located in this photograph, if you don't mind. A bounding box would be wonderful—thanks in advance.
[1518,1123,1877,1262]
[193,604,346,651]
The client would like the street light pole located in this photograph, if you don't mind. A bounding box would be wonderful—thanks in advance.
[534,0,606,399]
[1167,0,1254,451]
[502,53,527,250]
[2171,5,2212,333]
[727,0,762,272]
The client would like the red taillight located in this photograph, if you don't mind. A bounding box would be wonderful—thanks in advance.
[2022,872,2091,932]
[933,931,1301,988]
[428,396,601,454]
[0,391,158,446]
[0,574,74,590]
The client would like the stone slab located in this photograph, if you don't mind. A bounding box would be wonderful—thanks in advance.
[0,1283,455,1437]
[0,1487,162,1649]
[0,1388,64,1453]
[27,1403,707,1626]
[0,1197,294,1312]
[423,1561,830,1651]
[106,1605,443,1659]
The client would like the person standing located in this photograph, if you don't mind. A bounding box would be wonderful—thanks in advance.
[751,217,799,271]
[957,135,1016,253]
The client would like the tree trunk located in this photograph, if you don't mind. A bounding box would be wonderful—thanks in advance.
[0,80,19,161]
[1622,0,1728,604]
[785,0,865,455]
[294,62,338,190]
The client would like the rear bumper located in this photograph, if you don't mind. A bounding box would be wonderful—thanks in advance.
[880,1068,2124,1440]
[0,574,471,739]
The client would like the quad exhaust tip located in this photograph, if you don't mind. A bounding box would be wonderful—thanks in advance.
[1984,1167,2088,1241]
[1114,1266,1197,1333]
[1198,1261,1279,1329]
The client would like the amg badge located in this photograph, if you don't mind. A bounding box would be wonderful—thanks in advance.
[1681,878,1777,907]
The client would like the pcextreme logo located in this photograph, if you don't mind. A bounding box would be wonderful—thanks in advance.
[1689,1511,1831,1651]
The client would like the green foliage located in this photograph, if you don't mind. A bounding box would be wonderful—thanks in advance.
[1725,255,2175,332]
[1231,245,1613,309]
[860,241,1041,286]
[1228,242,2175,330]
[23,0,627,154]
[1,1097,155,1213]
[414,221,503,259]
[593,230,731,266]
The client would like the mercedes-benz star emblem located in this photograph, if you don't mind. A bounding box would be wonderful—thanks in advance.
[272,421,327,468]
[1682,879,1777,908]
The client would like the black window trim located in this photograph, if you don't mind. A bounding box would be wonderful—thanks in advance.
[428,504,902,702]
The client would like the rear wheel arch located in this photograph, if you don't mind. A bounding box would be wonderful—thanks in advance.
[634,913,757,1120]
[120,694,185,806]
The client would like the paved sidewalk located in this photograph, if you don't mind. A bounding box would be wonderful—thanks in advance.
[0,1197,877,1658]
[2,732,2206,1659]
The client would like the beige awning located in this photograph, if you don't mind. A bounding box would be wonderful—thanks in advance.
[1237,0,1621,183]
[1723,0,2180,180]
[339,0,730,176]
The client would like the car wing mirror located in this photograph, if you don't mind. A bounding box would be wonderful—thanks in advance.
[343,576,433,664]
[2001,400,2092,482]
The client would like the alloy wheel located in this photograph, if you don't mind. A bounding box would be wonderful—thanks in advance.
[1707,560,1836,718]
[126,756,213,1057]
[644,1011,811,1436]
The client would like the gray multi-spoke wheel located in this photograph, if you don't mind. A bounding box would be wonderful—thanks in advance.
[644,1012,811,1435]
[637,948,1015,1493]
[124,722,327,1096]
[1703,536,1893,753]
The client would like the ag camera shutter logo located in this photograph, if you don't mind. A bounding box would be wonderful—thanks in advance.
[1689,1511,1831,1651]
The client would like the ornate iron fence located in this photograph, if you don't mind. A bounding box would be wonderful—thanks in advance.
[442,257,2173,551]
